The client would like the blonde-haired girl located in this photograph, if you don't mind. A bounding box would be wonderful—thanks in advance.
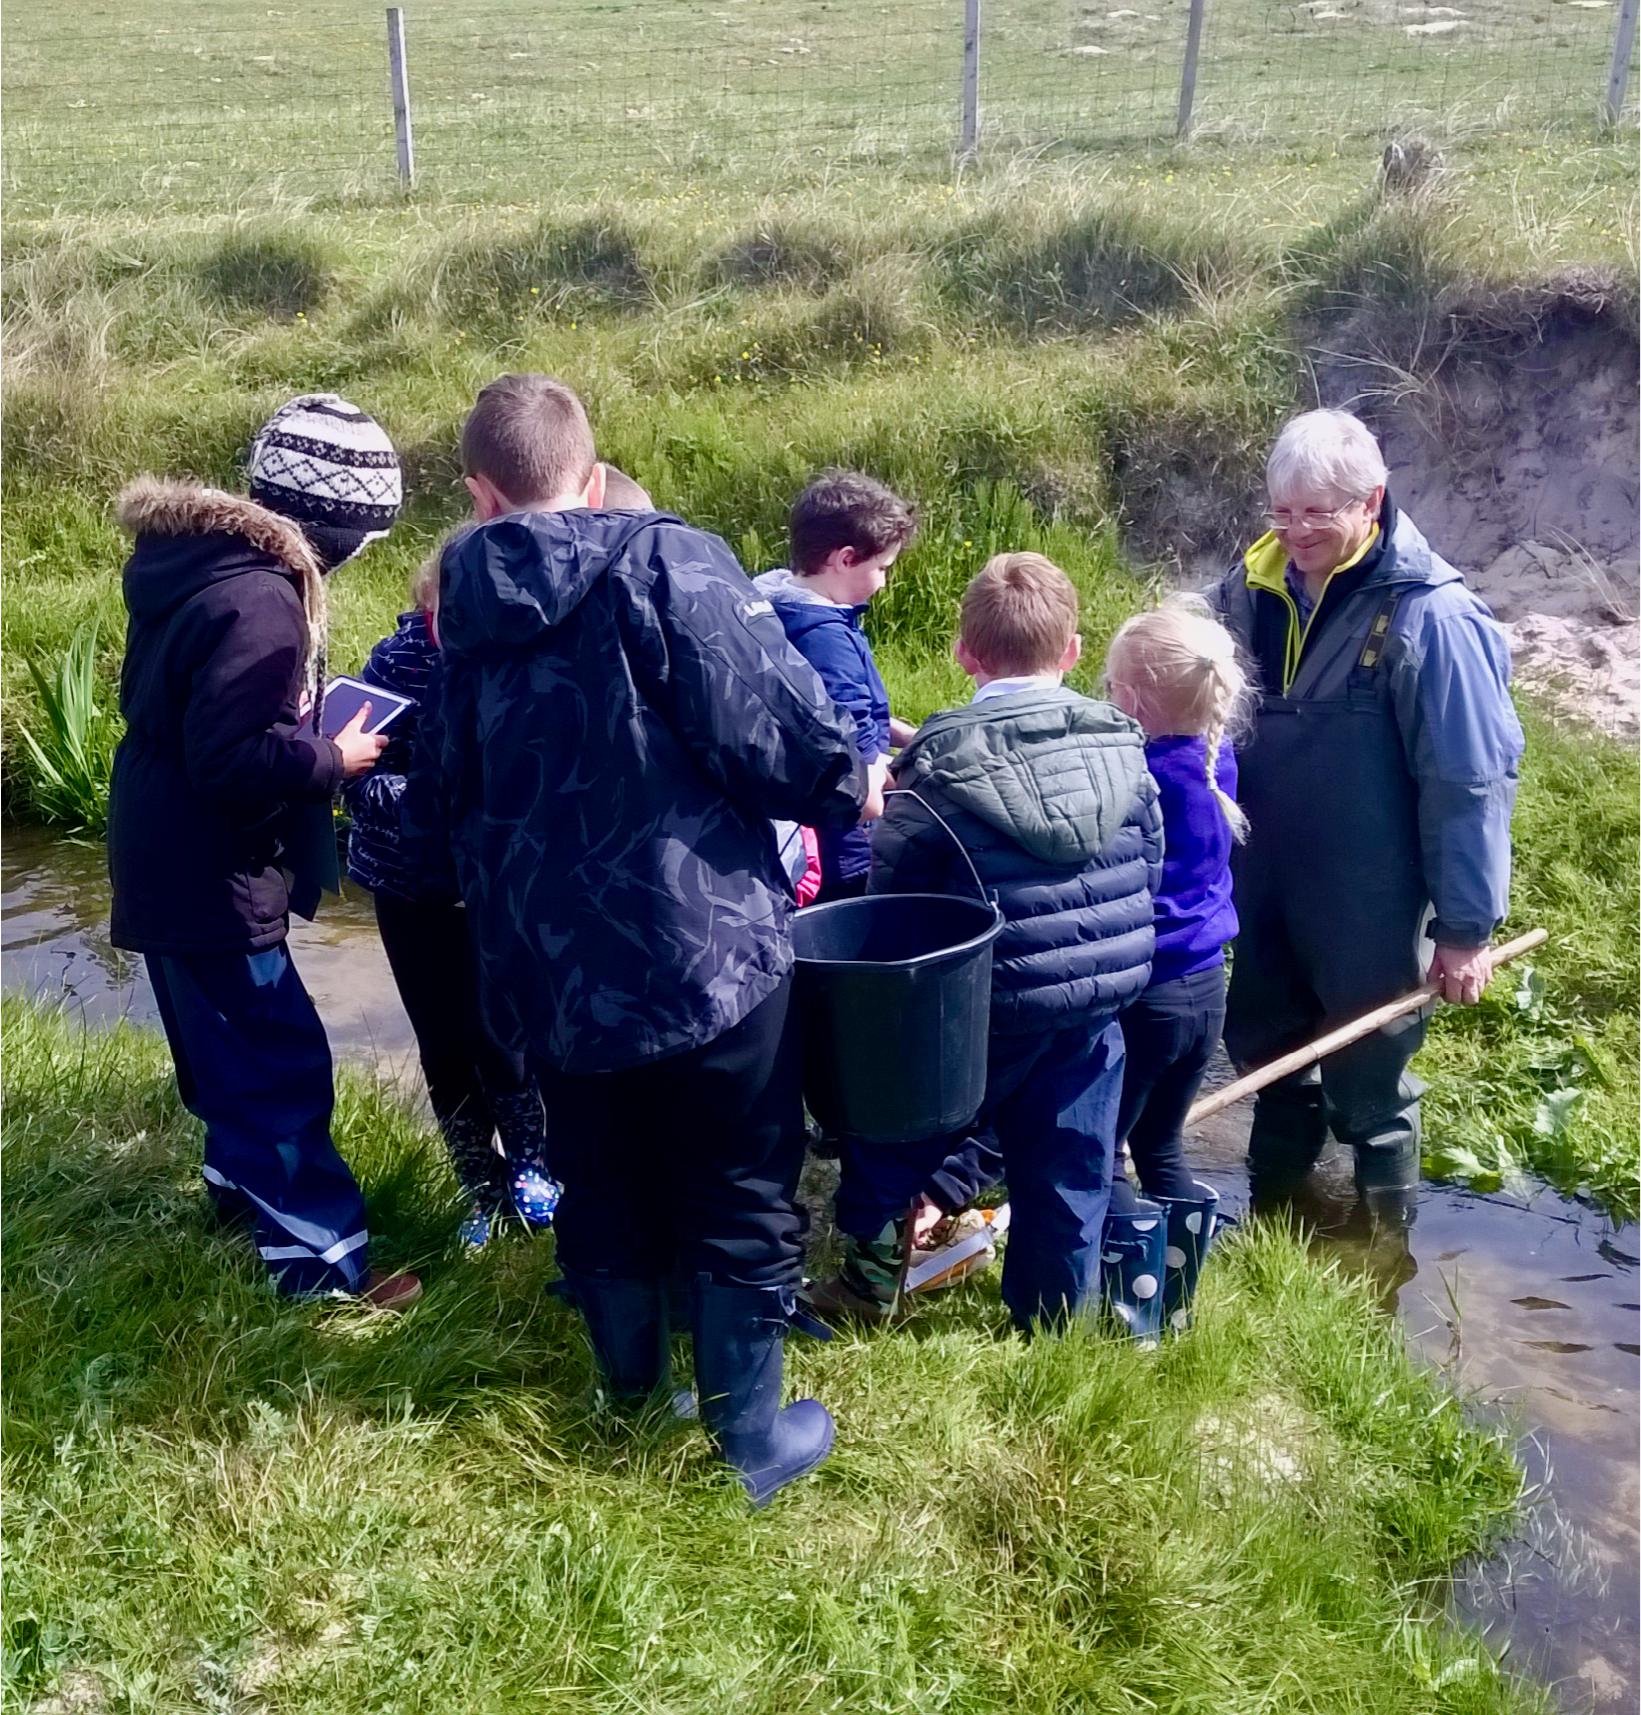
[1100,596,1251,1335]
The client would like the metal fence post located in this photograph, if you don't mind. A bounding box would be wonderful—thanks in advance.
[959,0,981,161]
[386,7,415,186]
[1605,0,1638,123]
[1176,0,1209,138]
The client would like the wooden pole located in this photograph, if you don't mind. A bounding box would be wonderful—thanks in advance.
[959,0,981,162]
[1176,0,1209,138]
[1605,0,1638,125]
[1185,927,1549,1127]
[386,7,415,187]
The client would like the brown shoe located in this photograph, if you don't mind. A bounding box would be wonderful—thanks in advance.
[802,1273,895,1327]
[357,1268,423,1311]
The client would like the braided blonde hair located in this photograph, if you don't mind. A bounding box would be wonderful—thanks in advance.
[1106,594,1252,842]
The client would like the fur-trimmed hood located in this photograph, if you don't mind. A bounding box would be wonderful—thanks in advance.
[117,477,323,581]
[115,476,327,663]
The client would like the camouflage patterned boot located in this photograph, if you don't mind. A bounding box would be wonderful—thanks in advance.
[803,1215,911,1326]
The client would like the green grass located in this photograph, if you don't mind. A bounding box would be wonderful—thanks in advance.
[2,0,1628,216]
[1,995,1543,1714]
[3,151,1634,1211]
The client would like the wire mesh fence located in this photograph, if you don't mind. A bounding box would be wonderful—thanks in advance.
[3,0,1632,215]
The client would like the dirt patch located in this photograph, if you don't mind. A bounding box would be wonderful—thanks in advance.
[1316,301,1639,737]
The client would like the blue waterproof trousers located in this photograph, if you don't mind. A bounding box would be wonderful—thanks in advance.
[147,946,371,1295]
[836,1016,1125,1329]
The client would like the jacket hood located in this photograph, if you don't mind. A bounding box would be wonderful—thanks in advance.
[116,477,326,634]
[438,507,680,654]
[750,567,865,636]
[1242,495,1460,596]
[893,688,1148,866]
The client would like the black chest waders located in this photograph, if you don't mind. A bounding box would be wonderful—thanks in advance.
[1226,584,1432,1201]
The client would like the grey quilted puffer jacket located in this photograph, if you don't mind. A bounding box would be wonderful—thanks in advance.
[869,687,1163,1034]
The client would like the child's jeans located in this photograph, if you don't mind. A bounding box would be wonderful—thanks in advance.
[147,946,370,1296]
[836,1016,1125,1329]
[1110,964,1225,1213]
[373,891,546,1201]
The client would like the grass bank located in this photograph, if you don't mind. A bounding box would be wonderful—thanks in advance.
[1,995,1542,1714]
[2,146,1635,1211]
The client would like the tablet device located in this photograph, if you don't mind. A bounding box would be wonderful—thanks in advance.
[320,675,413,740]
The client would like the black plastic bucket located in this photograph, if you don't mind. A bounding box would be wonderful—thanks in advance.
[791,892,1005,1144]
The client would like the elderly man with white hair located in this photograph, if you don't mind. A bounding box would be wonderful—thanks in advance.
[1212,408,1523,1207]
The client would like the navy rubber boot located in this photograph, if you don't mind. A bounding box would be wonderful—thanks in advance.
[692,1279,835,1508]
[560,1270,671,1404]
[1100,1201,1168,1346]
[1154,1181,1221,1335]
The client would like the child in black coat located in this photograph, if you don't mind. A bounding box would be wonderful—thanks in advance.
[108,395,419,1308]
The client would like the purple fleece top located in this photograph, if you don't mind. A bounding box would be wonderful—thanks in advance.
[1146,734,1239,985]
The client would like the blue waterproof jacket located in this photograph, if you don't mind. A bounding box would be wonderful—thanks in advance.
[868,687,1163,1034]
[420,508,867,1074]
[1212,498,1522,950]
[751,568,889,886]
[342,609,459,903]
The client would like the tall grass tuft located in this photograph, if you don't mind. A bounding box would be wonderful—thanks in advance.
[15,620,120,835]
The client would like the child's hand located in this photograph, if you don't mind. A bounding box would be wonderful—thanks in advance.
[334,703,387,779]
[888,716,919,751]
[910,1195,945,1247]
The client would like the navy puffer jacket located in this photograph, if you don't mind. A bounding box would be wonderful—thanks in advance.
[868,687,1163,1033]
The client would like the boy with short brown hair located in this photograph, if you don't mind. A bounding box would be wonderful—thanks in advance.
[809,552,1164,1332]
[752,470,918,902]
[425,373,867,1505]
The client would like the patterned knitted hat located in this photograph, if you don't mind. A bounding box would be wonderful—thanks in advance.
[247,394,402,571]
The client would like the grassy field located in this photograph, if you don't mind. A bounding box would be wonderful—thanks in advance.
[4,140,1636,1212]
[1,995,1545,1715]
[1,25,1635,1704]
[2,0,1627,215]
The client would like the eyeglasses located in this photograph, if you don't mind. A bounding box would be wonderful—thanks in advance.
[1262,500,1365,531]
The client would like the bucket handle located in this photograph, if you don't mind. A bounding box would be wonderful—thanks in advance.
[883,787,993,910]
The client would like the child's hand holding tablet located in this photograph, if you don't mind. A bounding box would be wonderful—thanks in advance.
[321,676,412,778]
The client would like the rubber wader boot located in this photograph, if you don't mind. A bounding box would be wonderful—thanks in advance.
[692,1279,835,1508]
[559,1270,671,1404]
[804,1214,910,1326]
[1100,1202,1168,1346]
[1352,1134,1421,1194]
[1246,1078,1329,1206]
[1153,1181,1221,1335]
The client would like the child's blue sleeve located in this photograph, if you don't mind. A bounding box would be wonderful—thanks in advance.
[792,624,885,763]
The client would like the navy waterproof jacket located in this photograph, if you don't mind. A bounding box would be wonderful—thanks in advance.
[342,609,458,903]
[868,686,1163,1034]
[420,508,868,1075]
[751,568,890,886]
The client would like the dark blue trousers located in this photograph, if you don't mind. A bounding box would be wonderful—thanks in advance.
[836,1016,1125,1329]
[147,946,370,1296]
[1110,964,1225,1212]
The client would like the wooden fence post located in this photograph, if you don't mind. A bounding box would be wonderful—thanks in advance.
[1605,0,1638,124]
[386,7,415,186]
[959,0,981,161]
[1176,0,1209,138]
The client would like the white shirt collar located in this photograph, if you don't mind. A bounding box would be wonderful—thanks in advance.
[971,673,1062,704]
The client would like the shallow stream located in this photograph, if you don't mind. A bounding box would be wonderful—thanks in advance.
[3,821,1636,1713]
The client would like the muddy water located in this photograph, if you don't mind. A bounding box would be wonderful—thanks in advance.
[1,821,418,1070]
[3,822,1637,1712]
